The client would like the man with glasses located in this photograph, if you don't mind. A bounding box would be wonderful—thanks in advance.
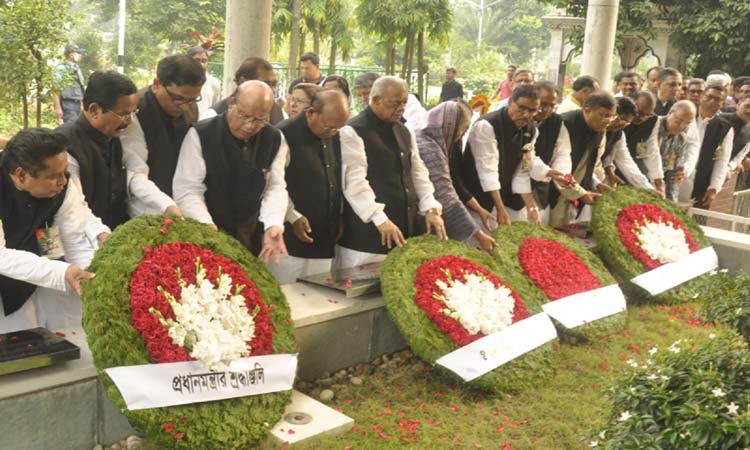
[121,55,205,205]
[549,91,618,227]
[654,68,683,115]
[204,57,284,124]
[463,85,571,225]
[492,69,535,111]
[0,129,107,333]
[686,78,706,109]
[678,84,733,208]
[335,76,446,270]
[57,71,180,229]
[173,81,289,263]
[270,90,382,283]
[286,83,320,117]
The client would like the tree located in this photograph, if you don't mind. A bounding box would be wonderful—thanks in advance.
[537,0,750,76]
[0,0,72,128]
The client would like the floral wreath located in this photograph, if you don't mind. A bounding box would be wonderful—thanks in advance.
[380,235,554,394]
[492,222,625,342]
[591,186,712,303]
[81,216,296,450]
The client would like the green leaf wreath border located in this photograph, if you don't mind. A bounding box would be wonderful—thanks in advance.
[380,234,555,394]
[81,215,296,450]
[492,222,626,342]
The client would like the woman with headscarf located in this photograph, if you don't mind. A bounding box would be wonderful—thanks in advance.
[412,101,496,251]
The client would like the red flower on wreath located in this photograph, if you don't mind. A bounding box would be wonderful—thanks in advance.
[616,203,700,270]
[129,242,272,363]
[414,255,530,347]
[517,238,601,300]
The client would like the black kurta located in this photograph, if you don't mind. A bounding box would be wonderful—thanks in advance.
[338,107,422,255]
[194,113,281,255]
[0,164,66,315]
[57,114,128,229]
[277,113,342,259]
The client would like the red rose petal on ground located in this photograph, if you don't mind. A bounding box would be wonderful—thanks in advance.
[159,227,168,234]
[163,422,174,432]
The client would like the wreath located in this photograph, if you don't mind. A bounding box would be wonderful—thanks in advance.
[591,186,712,303]
[81,216,296,450]
[380,235,555,394]
[491,222,625,342]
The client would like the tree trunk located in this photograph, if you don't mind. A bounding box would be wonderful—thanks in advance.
[22,89,29,129]
[407,35,415,88]
[401,34,414,85]
[313,27,320,56]
[299,30,306,76]
[288,0,301,83]
[417,30,425,101]
[328,37,337,74]
[36,79,42,127]
[389,44,396,75]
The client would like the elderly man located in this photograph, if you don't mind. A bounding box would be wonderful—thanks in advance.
[614,71,639,98]
[624,91,658,175]
[335,76,446,270]
[204,57,283,124]
[654,68,683,115]
[0,129,109,333]
[549,91,617,227]
[640,100,700,201]
[677,85,733,208]
[120,55,205,211]
[493,69,535,111]
[173,81,289,262]
[463,85,571,225]
[57,71,180,229]
[558,75,600,113]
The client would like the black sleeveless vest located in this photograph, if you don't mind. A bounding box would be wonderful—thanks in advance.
[533,113,563,208]
[0,166,66,315]
[462,108,532,211]
[195,113,281,255]
[57,114,128,229]
[338,107,421,254]
[136,88,195,196]
[692,116,733,199]
[278,113,342,258]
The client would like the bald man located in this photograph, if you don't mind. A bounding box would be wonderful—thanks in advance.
[173,80,289,262]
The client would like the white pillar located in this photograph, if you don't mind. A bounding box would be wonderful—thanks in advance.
[546,27,565,84]
[580,0,620,91]
[117,0,126,73]
[223,0,272,95]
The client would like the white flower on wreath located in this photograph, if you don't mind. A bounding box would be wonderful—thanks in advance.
[634,219,691,264]
[151,258,257,371]
[435,271,515,335]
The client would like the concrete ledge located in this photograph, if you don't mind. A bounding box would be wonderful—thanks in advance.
[702,225,750,274]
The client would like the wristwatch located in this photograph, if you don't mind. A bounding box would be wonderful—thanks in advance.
[426,207,443,216]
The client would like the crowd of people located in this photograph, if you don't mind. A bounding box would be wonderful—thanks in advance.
[1,46,748,335]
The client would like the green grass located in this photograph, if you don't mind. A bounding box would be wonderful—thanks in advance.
[255,303,720,450]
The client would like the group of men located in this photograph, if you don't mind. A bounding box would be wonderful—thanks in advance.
[3,48,749,334]
[0,50,447,333]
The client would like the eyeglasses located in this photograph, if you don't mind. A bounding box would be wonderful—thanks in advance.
[165,87,201,106]
[232,105,269,126]
[515,104,540,116]
[704,93,724,103]
[105,108,139,121]
[688,89,704,95]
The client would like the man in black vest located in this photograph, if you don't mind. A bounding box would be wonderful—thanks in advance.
[269,90,353,283]
[121,55,205,207]
[721,95,750,190]
[0,129,107,333]
[464,84,572,225]
[57,71,181,230]
[679,84,733,208]
[529,81,572,225]
[549,92,617,227]
[173,81,289,262]
[336,76,446,270]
